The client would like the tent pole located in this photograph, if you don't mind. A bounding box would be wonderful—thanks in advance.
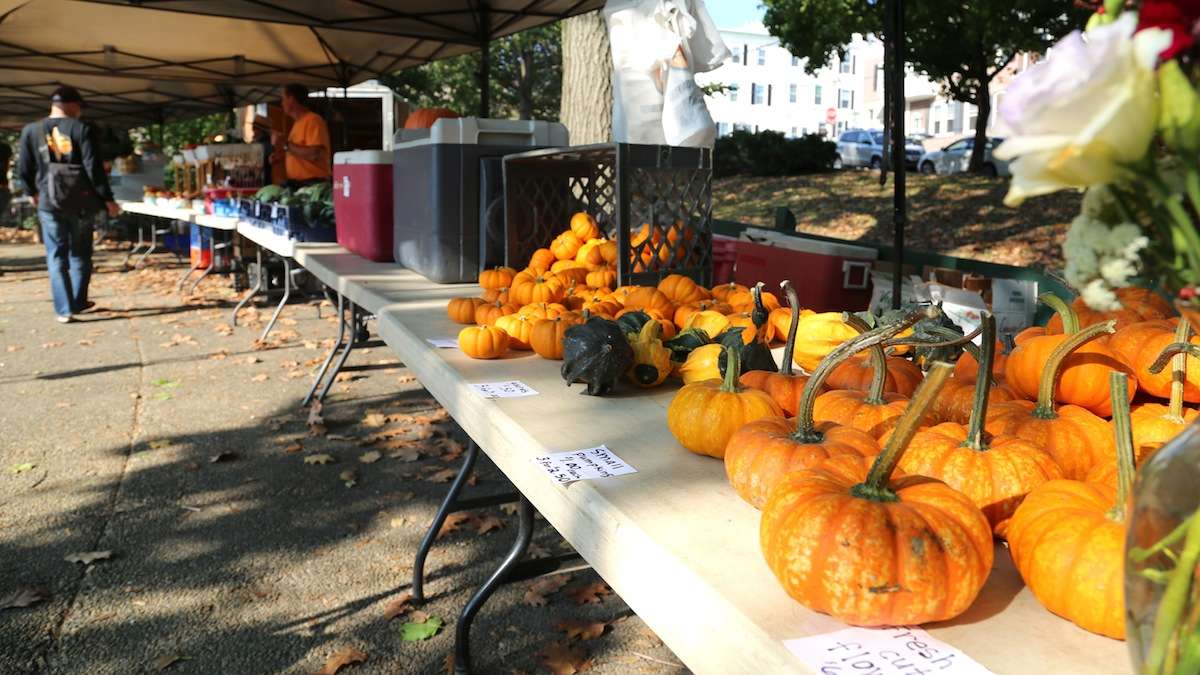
[888,0,906,310]
[478,2,491,118]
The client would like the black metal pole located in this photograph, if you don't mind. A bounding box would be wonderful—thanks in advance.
[478,3,491,118]
[889,0,906,310]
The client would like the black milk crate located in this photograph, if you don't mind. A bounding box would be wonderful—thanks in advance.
[502,143,713,287]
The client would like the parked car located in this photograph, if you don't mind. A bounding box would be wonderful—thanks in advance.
[918,137,1010,177]
[833,129,925,169]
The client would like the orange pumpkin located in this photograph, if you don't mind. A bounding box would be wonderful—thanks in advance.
[478,266,516,291]
[517,302,569,319]
[510,270,566,306]
[528,248,556,272]
[726,311,775,345]
[824,353,924,396]
[1045,286,1173,334]
[569,212,601,241]
[666,345,783,458]
[447,296,485,325]
[1124,330,1200,462]
[458,325,508,359]
[586,268,617,289]
[582,298,622,318]
[480,287,509,303]
[529,314,582,360]
[598,240,618,265]
[768,307,813,344]
[1108,319,1200,401]
[552,265,589,288]
[725,313,919,508]
[549,231,584,261]
[474,300,518,326]
[658,273,710,305]
[711,282,749,302]
[1005,371,1136,639]
[726,289,781,313]
[621,287,675,317]
[986,321,1118,480]
[934,339,1021,425]
[493,313,536,350]
[893,316,1062,536]
[742,281,826,416]
[1005,294,1136,417]
[759,362,994,626]
[953,340,1008,381]
[404,107,459,129]
[674,300,733,330]
[575,238,607,266]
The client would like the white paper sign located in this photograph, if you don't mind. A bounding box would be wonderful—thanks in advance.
[471,380,538,399]
[426,338,460,349]
[533,445,637,484]
[784,626,993,675]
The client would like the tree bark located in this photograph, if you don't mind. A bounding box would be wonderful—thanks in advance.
[560,10,613,144]
[968,72,991,173]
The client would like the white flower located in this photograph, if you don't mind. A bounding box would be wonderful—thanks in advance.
[1082,279,1122,312]
[993,14,1173,206]
[1062,212,1150,310]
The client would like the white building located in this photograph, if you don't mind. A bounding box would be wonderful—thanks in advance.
[698,22,1037,148]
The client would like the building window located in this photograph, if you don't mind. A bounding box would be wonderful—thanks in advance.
[788,84,797,103]
[751,83,764,105]
[838,89,854,109]
[731,47,741,65]
[756,47,766,66]
[839,57,851,74]
[934,119,942,134]
[718,122,730,136]
[729,85,738,102]
[790,126,798,137]
[791,55,800,67]
[734,123,750,132]
[814,85,822,105]
[874,65,884,92]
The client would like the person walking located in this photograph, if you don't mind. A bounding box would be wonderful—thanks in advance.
[270,83,332,189]
[16,86,120,323]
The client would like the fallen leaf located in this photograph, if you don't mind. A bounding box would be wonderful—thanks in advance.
[8,462,35,474]
[0,586,48,610]
[408,609,430,623]
[250,373,269,382]
[287,370,307,379]
[41,341,64,349]
[436,512,477,539]
[537,642,592,675]
[209,452,237,463]
[399,615,443,642]
[64,550,112,565]
[283,442,303,454]
[358,450,381,464]
[304,454,335,465]
[214,323,234,336]
[243,356,261,365]
[475,515,504,535]
[151,653,188,671]
[326,433,354,441]
[362,412,387,428]
[523,574,571,607]
[555,619,607,641]
[151,378,180,389]
[427,468,457,483]
[389,446,421,462]
[439,439,465,461]
[208,350,230,361]
[77,339,94,347]
[382,593,412,621]
[280,360,299,369]
[340,470,357,488]
[147,440,171,450]
[309,423,328,437]
[5,345,22,352]
[566,581,611,606]
[306,400,324,427]
[315,645,367,675]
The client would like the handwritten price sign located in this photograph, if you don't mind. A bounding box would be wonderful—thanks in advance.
[784,626,993,675]
[533,445,637,484]
[470,380,539,399]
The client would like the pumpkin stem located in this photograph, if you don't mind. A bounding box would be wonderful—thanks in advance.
[1040,293,1080,335]
[779,280,800,377]
[923,326,998,386]
[721,343,742,393]
[854,362,955,501]
[843,314,890,404]
[1032,320,1117,419]
[1148,321,1197,423]
[964,314,997,452]
[793,307,938,443]
[886,324,982,351]
[1107,372,1135,523]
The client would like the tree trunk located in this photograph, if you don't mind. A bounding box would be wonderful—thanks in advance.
[968,74,991,173]
[518,47,535,120]
[560,10,612,144]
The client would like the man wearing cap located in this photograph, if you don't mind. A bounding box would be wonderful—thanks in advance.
[16,86,120,323]
[270,83,332,188]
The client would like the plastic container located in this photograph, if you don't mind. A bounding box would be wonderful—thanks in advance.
[334,150,394,262]
[393,117,568,283]
[733,230,877,312]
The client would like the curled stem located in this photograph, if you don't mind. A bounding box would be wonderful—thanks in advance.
[843,314,890,405]
[1032,320,1116,419]
[1106,372,1135,523]
[779,280,800,377]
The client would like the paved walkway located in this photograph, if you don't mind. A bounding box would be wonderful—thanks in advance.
[0,239,688,674]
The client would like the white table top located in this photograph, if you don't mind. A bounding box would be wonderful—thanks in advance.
[294,245,1130,675]
[193,214,239,231]
[236,221,297,258]
[294,247,474,315]
[120,201,200,223]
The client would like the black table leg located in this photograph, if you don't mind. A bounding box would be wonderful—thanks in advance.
[413,440,479,603]
[303,291,346,407]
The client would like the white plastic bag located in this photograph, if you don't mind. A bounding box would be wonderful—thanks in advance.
[604,0,727,147]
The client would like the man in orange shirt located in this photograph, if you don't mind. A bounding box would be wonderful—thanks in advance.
[271,84,331,188]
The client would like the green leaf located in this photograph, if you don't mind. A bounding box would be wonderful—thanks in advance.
[399,616,443,642]
[152,392,173,401]
[151,378,181,389]
[8,462,35,475]
[1159,60,1200,155]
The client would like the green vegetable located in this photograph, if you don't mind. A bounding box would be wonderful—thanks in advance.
[254,185,285,203]
[399,615,443,641]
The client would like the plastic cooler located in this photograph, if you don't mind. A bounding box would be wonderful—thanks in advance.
[334,150,394,262]
[393,117,568,283]
[733,230,878,312]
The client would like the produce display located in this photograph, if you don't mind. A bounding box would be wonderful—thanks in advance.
[252,182,334,227]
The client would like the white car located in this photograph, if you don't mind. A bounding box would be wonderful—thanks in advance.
[917,137,1010,177]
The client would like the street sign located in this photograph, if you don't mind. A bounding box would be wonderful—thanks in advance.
[825,107,837,124]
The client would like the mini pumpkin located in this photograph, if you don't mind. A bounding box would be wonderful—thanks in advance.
[528,248,557,272]
[1005,371,1136,640]
[480,287,509,303]
[586,268,617,289]
[658,273,710,305]
[667,345,783,458]
[621,286,675,317]
[711,282,749,302]
[575,238,608,266]
[741,281,824,416]
[684,310,731,339]
[768,307,813,344]
[791,312,860,372]
[530,314,582,360]
[1044,286,1173,334]
[626,319,673,387]
[494,313,536,350]
[475,299,519,326]
[569,212,601,241]
[510,270,567,306]
[677,342,723,384]
[674,300,733,330]
[479,266,516,291]
[931,331,1020,425]
[550,230,584,261]
[759,362,994,626]
[560,317,634,396]
[717,283,778,376]
[458,325,509,359]
[824,353,924,396]
[1127,328,1200,462]
[1109,318,1200,401]
[447,296,485,325]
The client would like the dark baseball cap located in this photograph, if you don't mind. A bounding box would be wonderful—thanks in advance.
[51,85,84,105]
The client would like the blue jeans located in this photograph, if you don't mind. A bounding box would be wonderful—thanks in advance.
[38,210,94,317]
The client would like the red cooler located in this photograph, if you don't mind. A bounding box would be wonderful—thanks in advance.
[733,230,878,312]
[334,150,394,262]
